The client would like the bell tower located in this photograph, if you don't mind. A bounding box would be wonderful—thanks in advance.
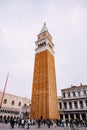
[30,23,59,119]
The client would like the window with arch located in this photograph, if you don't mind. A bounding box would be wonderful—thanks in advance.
[24,103,26,106]
[59,102,62,109]
[11,100,15,105]
[83,90,86,95]
[18,102,21,106]
[79,101,83,108]
[63,93,65,98]
[3,99,7,104]
[68,93,70,97]
[78,91,80,96]
[69,102,72,109]
[64,102,67,109]
[72,92,75,97]
[74,101,78,108]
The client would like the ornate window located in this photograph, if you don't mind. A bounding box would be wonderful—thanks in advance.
[63,93,65,98]
[18,102,21,106]
[69,102,72,109]
[11,100,15,105]
[64,102,67,109]
[78,91,80,96]
[68,93,70,97]
[74,101,78,108]
[80,101,83,108]
[3,99,7,104]
[59,102,62,109]
[83,90,86,95]
[72,92,75,97]
[24,103,26,106]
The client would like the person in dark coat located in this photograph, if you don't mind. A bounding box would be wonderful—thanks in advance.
[47,120,51,128]
[10,118,15,128]
[37,119,41,128]
[70,118,74,130]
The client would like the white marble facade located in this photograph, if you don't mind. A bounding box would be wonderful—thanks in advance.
[58,84,87,121]
[0,92,30,120]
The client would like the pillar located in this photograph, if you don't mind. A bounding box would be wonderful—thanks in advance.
[80,113,82,120]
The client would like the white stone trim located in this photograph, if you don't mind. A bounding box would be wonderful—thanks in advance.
[35,44,54,55]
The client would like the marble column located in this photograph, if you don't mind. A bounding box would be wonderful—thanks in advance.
[74,113,76,119]
[67,102,69,110]
[83,100,86,108]
[80,113,82,120]
[72,101,74,109]
[77,101,80,109]
[68,114,70,121]
[63,114,65,121]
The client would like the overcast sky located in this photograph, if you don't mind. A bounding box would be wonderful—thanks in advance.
[0,0,87,98]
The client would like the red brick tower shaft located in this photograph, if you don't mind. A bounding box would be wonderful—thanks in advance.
[30,23,59,119]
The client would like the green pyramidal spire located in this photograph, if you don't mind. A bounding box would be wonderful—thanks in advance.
[40,22,48,34]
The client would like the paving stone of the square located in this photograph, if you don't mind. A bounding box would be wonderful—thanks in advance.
[0,123,87,130]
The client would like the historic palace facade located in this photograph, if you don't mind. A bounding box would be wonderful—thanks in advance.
[30,23,59,119]
[58,84,87,121]
[0,92,30,121]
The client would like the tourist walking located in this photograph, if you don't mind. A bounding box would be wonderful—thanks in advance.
[64,118,69,130]
[37,119,41,128]
[10,117,15,129]
[70,118,74,130]
[27,118,30,129]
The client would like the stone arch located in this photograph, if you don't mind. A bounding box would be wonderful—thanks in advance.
[0,115,3,122]
[4,115,6,120]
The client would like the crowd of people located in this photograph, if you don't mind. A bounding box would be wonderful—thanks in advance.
[2,117,87,129]
[10,117,31,129]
